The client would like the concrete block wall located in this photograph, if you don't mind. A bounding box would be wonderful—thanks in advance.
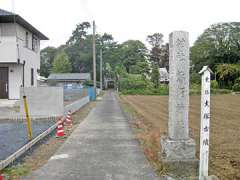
[20,87,64,117]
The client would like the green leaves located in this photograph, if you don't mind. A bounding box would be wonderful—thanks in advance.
[67,22,91,45]
[120,40,148,73]
[191,22,240,72]
[216,64,240,88]
[151,65,160,88]
[51,51,72,73]
[40,47,57,77]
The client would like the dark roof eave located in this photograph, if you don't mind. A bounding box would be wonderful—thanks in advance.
[0,15,49,40]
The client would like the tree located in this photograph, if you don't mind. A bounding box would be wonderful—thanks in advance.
[65,22,93,73]
[191,22,240,72]
[40,47,57,77]
[151,64,160,88]
[40,22,121,78]
[120,40,147,73]
[130,61,150,78]
[67,22,91,45]
[51,51,72,73]
[147,33,169,68]
[147,33,163,47]
[65,35,93,73]
[160,43,169,70]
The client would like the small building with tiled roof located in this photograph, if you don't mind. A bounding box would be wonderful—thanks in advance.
[47,73,91,87]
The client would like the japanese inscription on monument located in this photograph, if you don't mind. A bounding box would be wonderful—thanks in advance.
[199,66,212,178]
[168,31,190,140]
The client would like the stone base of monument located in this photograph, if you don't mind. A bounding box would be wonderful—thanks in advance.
[160,136,199,178]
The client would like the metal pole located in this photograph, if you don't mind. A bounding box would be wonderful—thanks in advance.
[23,95,33,141]
[100,47,103,91]
[92,21,96,98]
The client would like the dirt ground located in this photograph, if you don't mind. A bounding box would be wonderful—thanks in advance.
[121,94,240,179]
[1,101,96,179]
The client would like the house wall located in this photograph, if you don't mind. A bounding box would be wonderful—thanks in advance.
[0,23,15,36]
[0,63,22,99]
[0,23,41,99]
[0,23,17,63]
[17,24,40,88]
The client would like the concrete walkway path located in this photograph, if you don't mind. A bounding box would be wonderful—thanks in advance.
[24,91,158,180]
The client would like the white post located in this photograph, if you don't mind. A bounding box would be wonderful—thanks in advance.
[199,66,213,179]
[92,21,96,98]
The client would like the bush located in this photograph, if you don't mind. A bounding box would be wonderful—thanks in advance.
[211,80,219,89]
[216,64,240,89]
[191,83,201,90]
[120,82,169,96]
[232,77,240,92]
[232,83,240,92]
[120,74,148,90]
[190,72,201,84]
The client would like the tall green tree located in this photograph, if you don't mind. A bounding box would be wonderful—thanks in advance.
[65,22,93,73]
[191,22,240,72]
[67,22,91,45]
[40,47,57,77]
[147,33,169,68]
[120,40,147,73]
[52,51,72,73]
[151,64,160,88]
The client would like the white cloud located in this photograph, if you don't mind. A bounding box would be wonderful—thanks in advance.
[1,0,239,48]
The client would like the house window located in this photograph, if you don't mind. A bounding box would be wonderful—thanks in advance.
[25,32,29,48]
[32,35,38,52]
[31,68,34,86]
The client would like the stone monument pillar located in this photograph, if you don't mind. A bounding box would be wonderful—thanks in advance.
[160,31,197,177]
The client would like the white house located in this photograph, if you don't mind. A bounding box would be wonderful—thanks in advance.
[0,9,48,99]
[159,67,169,83]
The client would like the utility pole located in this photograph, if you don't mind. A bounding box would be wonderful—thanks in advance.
[100,45,103,91]
[92,21,96,98]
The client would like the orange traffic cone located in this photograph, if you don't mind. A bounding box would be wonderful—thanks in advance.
[0,174,4,180]
[65,111,73,129]
[56,119,65,137]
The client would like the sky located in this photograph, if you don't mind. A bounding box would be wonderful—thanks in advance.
[0,0,239,49]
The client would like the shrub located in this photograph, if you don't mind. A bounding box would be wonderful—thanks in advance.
[232,77,240,92]
[191,83,201,90]
[216,64,240,89]
[190,72,201,84]
[151,65,160,88]
[232,83,240,92]
[120,83,169,95]
[211,80,219,89]
[120,74,148,90]
[83,80,93,87]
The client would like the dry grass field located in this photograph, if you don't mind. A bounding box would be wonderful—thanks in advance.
[121,94,240,179]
